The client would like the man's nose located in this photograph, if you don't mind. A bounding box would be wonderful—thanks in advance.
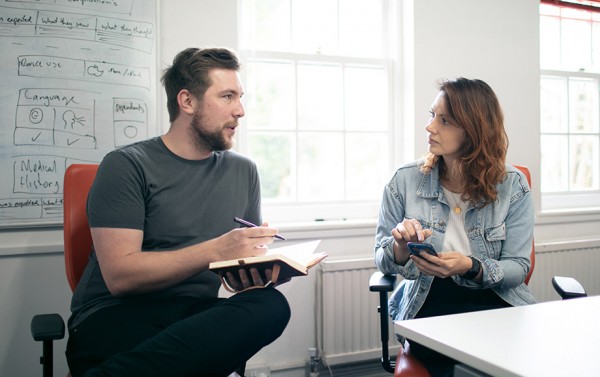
[233,101,245,118]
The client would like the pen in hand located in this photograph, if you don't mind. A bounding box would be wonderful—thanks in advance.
[234,217,286,240]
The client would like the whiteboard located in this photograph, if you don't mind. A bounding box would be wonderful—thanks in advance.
[0,0,159,228]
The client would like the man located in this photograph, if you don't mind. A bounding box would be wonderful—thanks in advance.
[65,48,291,377]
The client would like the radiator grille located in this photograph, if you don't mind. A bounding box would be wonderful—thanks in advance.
[317,258,399,366]
[528,242,600,302]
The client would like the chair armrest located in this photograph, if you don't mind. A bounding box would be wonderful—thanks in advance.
[369,271,397,292]
[552,276,587,300]
[31,313,65,342]
[369,271,398,373]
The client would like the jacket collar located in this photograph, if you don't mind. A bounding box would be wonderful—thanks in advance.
[416,162,442,199]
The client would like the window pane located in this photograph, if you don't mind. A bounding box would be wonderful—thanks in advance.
[298,132,344,201]
[541,76,568,133]
[345,66,388,131]
[345,133,389,200]
[297,63,343,130]
[339,0,383,58]
[249,132,294,201]
[241,0,291,51]
[570,135,599,190]
[593,21,600,72]
[541,135,569,192]
[562,8,592,21]
[569,78,599,133]
[540,4,560,16]
[540,15,561,69]
[292,0,337,54]
[562,18,592,70]
[246,61,295,130]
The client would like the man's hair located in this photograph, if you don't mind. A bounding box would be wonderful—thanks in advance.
[422,77,508,207]
[161,47,240,122]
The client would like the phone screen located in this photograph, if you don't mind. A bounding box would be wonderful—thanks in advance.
[406,242,438,258]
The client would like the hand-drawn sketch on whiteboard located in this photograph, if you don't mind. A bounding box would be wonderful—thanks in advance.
[0,0,158,227]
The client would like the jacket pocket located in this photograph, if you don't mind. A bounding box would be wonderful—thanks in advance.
[484,223,506,257]
[485,223,506,241]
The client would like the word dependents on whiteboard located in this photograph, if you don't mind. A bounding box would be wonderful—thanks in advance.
[0,0,158,227]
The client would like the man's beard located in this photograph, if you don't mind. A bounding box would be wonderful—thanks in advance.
[190,109,235,152]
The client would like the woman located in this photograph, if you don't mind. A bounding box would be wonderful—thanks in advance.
[374,78,535,376]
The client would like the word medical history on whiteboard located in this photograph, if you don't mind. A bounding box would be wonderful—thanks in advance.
[0,0,158,227]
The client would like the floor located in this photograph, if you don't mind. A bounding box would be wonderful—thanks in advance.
[324,359,394,377]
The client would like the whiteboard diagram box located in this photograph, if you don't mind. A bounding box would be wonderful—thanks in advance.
[114,98,148,147]
[12,156,67,195]
[15,88,97,149]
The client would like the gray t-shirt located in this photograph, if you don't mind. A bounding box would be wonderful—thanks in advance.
[68,137,262,329]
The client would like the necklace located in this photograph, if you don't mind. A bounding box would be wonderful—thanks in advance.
[446,190,463,214]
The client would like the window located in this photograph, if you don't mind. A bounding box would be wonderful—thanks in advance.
[540,1,600,210]
[238,0,394,222]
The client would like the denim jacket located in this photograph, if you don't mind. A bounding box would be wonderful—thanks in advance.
[374,161,536,322]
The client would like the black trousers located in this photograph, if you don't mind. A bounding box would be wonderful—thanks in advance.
[66,288,290,377]
[408,277,511,377]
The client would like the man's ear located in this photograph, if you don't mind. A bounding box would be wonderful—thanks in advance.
[177,89,196,116]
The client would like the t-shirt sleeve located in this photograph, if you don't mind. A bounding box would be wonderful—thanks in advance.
[245,160,262,225]
[87,151,146,230]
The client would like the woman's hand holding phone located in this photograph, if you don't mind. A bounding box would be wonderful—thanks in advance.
[409,247,474,279]
[391,218,433,264]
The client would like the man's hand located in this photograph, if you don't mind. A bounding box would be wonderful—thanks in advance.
[225,267,265,291]
[214,226,279,262]
[224,264,291,292]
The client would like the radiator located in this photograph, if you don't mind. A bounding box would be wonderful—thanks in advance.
[317,239,600,366]
[317,258,400,366]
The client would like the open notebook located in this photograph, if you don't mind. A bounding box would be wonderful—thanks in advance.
[209,240,327,282]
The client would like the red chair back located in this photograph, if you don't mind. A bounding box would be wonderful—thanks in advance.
[63,164,99,292]
[512,165,535,285]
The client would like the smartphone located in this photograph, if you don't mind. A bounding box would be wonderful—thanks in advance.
[406,242,438,258]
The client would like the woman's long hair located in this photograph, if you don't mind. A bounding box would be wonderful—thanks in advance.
[421,78,508,208]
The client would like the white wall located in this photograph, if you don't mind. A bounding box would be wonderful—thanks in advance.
[2,1,599,376]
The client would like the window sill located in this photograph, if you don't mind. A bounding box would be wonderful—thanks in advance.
[536,208,600,225]
[277,218,377,240]
[275,208,600,241]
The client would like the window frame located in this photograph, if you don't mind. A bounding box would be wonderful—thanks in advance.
[236,0,398,224]
[539,2,600,212]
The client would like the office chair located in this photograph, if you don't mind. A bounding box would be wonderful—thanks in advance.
[31,163,99,377]
[369,165,587,376]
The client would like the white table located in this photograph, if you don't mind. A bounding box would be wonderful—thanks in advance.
[394,295,600,377]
